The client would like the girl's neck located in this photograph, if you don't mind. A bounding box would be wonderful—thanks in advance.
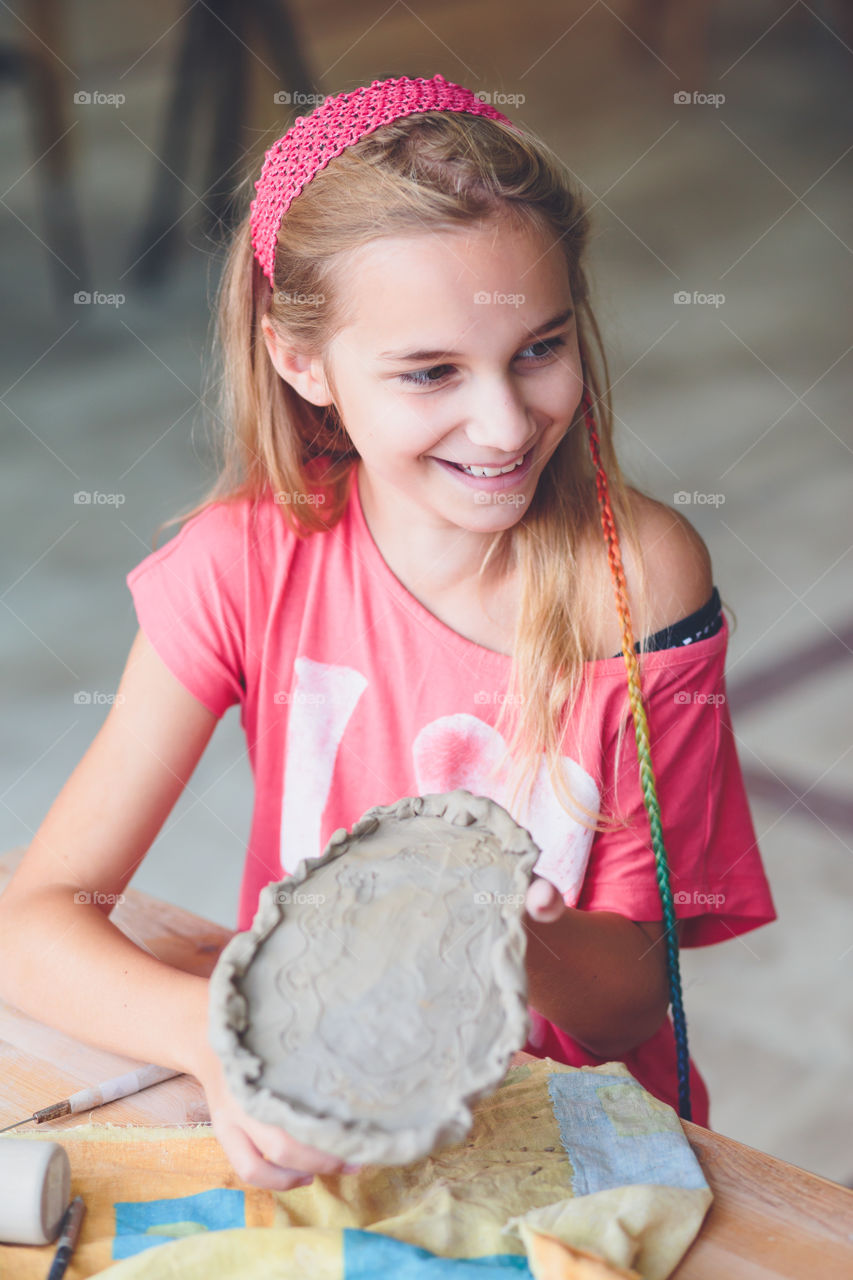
[355,460,513,601]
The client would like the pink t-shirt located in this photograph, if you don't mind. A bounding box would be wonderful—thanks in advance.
[126,464,776,1127]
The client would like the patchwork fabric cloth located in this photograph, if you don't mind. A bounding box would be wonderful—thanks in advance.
[2,1059,711,1279]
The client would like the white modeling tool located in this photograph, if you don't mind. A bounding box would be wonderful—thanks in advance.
[0,1064,182,1133]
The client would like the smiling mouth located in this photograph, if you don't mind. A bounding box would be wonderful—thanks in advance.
[437,449,532,477]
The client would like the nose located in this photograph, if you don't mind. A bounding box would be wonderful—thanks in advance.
[463,376,535,458]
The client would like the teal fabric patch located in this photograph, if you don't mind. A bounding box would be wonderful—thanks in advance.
[343,1229,532,1276]
[112,1189,245,1258]
[547,1072,708,1195]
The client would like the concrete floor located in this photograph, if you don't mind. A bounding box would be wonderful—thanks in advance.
[1,2,851,1183]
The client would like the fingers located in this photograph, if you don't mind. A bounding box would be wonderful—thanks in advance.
[213,1108,362,1190]
[252,1125,348,1175]
[220,1119,318,1191]
[525,876,566,923]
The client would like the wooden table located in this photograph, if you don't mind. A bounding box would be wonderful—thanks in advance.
[1,850,851,1277]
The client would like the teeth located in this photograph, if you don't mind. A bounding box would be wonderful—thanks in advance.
[458,455,526,477]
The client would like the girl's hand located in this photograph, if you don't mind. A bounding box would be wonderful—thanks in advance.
[195,1045,361,1190]
[524,875,567,924]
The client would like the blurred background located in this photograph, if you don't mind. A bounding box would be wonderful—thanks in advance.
[1,0,851,1183]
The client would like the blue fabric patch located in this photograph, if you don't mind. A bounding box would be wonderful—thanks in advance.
[344,1229,532,1276]
[547,1072,708,1196]
[112,1189,245,1258]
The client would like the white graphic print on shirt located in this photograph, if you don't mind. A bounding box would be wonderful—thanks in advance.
[280,658,599,906]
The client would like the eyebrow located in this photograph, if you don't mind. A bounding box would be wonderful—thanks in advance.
[376,307,575,363]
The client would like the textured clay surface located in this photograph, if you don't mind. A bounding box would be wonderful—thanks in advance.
[208,789,541,1164]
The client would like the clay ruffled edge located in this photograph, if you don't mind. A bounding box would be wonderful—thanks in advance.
[208,787,542,1164]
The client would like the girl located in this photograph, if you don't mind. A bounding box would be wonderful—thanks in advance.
[0,74,775,1190]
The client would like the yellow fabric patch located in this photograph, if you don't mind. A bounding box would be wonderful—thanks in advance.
[596,1083,683,1138]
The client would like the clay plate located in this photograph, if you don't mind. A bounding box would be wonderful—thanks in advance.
[208,788,541,1164]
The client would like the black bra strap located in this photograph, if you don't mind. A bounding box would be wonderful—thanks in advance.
[612,586,723,658]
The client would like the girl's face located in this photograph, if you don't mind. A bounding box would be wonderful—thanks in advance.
[269,215,583,542]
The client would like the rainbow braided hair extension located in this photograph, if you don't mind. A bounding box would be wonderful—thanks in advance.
[581,385,692,1121]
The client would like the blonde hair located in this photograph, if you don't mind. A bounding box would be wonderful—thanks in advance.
[161,108,655,833]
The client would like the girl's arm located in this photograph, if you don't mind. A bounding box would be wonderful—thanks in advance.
[522,901,683,1057]
[0,629,351,1189]
[0,628,217,1070]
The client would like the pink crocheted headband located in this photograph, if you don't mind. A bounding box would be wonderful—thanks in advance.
[250,73,520,285]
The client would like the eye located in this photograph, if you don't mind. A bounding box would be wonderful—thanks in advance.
[519,336,566,360]
[397,335,567,388]
[398,364,454,388]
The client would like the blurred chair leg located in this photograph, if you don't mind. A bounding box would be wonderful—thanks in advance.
[253,0,318,104]
[201,0,319,239]
[21,0,90,301]
[129,0,216,285]
[201,0,250,239]
[130,0,317,286]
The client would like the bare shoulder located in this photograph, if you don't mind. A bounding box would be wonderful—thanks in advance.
[582,488,715,658]
[622,488,714,633]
